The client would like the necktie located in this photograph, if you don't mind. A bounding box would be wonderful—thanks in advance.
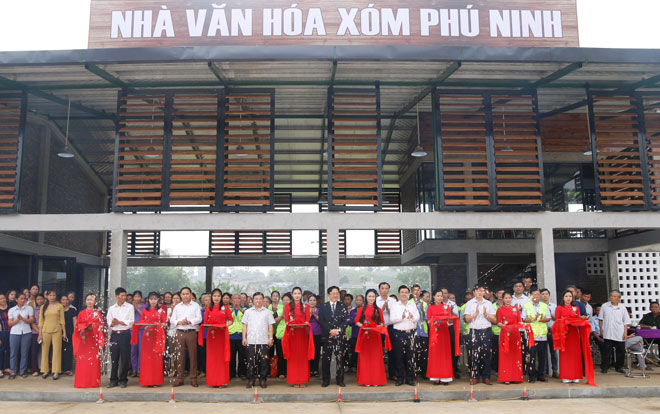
[331,303,335,314]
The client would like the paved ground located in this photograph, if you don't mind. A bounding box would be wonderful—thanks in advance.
[4,399,660,414]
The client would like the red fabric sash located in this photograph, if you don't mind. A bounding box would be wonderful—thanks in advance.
[500,323,535,353]
[282,323,315,360]
[552,317,596,386]
[73,310,105,358]
[355,324,391,353]
[428,315,460,356]
[198,324,230,362]
[132,322,166,355]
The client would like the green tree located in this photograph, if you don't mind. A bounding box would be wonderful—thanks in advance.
[396,267,431,290]
[127,266,190,294]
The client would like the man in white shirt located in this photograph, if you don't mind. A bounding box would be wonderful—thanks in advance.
[598,290,630,374]
[106,287,134,388]
[389,285,420,386]
[463,285,496,385]
[242,292,275,388]
[511,281,530,308]
[171,287,203,387]
[540,288,559,378]
[376,281,398,380]
[8,293,34,378]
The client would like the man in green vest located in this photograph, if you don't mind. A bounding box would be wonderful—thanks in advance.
[521,288,551,383]
[229,293,246,379]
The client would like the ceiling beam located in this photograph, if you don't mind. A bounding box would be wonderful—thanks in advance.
[0,75,114,120]
[208,62,228,85]
[381,61,461,163]
[525,62,583,91]
[613,72,660,93]
[84,64,127,88]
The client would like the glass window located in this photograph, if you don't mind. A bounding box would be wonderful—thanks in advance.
[38,258,70,296]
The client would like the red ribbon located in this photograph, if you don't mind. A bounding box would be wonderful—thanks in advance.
[282,322,315,360]
[131,310,166,355]
[552,317,596,386]
[355,324,391,353]
[428,315,460,356]
[500,323,535,353]
[73,309,105,358]
[198,306,233,363]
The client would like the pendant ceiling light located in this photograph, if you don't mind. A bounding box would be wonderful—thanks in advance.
[57,98,75,158]
[410,103,427,158]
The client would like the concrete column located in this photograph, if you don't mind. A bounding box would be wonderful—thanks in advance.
[326,226,340,289]
[108,229,128,306]
[205,259,213,292]
[535,227,557,301]
[317,259,326,302]
[607,251,620,292]
[466,250,478,288]
[429,264,439,292]
[36,127,51,244]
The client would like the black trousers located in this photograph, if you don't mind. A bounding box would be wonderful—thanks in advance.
[310,334,322,374]
[468,328,492,380]
[386,325,397,378]
[527,340,548,380]
[491,334,499,372]
[274,338,286,376]
[602,339,625,370]
[61,336,73,372]
[110,331,131,384]
[246,344,270,381]
[392,329,416,382]
[414,336,428,378]
[229,339,246,378]
[197,339,206,374]
[347,337,358,369]
[448,325,459,377]
[321,336,347,384]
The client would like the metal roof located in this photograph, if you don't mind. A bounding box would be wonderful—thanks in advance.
[1,57,660,202]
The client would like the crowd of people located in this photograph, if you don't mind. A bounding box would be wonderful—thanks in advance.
[0,277,658,390]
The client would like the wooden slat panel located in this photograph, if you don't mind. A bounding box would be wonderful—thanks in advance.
[329,86,381,210]
[114,93,165,209]
[167,92,217,208]
[643,96,660,207]
[593,95,646,208]
[438,94,490,207]
[221,90,274,209]
[0,94,22,212]
[492,94,544,208]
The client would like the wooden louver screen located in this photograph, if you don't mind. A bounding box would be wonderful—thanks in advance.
[589,94,646,208]
[209,194,292,255]
[105,231,160,256]
[642,96,660,208]
[491,94,543,206]
[434,90,544,210]
[114,93,165,208]
[0,93,25,212]
[113,89,275,212]
[168,92,218,207]
[328,85,382,210]
[375,194,402,255]
[437,94,490,206]
[219,89,275,210]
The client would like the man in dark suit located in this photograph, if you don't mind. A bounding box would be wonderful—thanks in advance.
[318,285,350,387]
